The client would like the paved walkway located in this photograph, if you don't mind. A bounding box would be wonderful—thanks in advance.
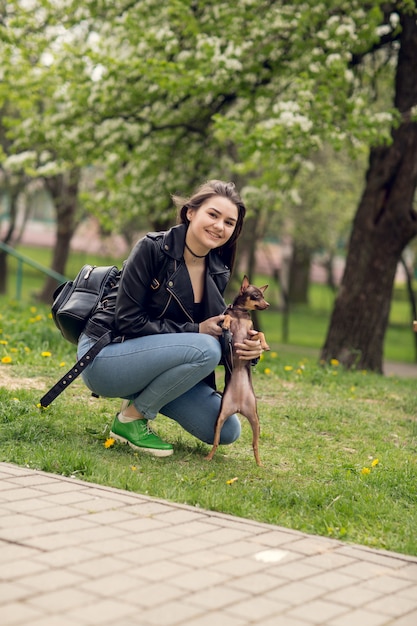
[1,462,417,626]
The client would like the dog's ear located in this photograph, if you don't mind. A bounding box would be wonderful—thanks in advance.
[259,284,268,293]
[240,275,250,293]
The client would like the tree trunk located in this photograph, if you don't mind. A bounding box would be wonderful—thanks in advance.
[400,255,417,362]
[0,182,23,295]
[38,168,81,304]
[289,243,311,304]
[321,11,417,373]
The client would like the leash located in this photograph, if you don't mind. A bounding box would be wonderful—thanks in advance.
[39,331,113,408]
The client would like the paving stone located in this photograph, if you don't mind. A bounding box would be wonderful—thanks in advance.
[307,570,360,591]
[136,599,202,625]
[66,598,137,624]
[22,617,82,626]
[228,571,287,594]
[226,595,290,621]
[261,617,311,626]
[327,608,392,626]
[18,568,86,592]
[182,611,247,626]
[119,580,187,608]
[364,593,417,617]
[185,584,248,611]
[30,505,86,522]
[33,546,96,568]
[26,586,94,613]
[0,580,34,604]
[1,601,44,625]
[324,585,382,608]
[68,555,132,578]
[265,580,325,605]
[0,487,47,502]
[267,560,323,581]
[392,609,417,625]
[173,548,232,568]
[363,574,414,594]
[128,559,192,582]
[211,556,269,577]
[286,598,349,623]
[0,558,48,581]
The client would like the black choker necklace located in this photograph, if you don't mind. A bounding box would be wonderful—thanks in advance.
[184,241,208,259]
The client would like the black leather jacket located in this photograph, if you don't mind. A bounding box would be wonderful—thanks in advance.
[84,223,230,340]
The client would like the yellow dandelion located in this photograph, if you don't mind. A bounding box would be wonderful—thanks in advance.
[10,347,18,353]
[226,477,238,485]
[59,362,66,367]
[330,359,339,366]
[284,365,293,371]
[24,346,31,353]
[264,367,272,375]
[361,467,371,475]
[271,352,278,358]
[1,355,12,364]
[104,437,115,448]
[296,368,303,375]
[41,351,52,357]
[130,465,137,471]
[0,339,8,345]
[371,458,379,467]
[30,306,37,314]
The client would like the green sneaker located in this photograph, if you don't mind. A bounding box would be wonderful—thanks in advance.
[110,415,173,457]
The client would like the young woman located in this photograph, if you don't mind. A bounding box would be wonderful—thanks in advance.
[77,180,264,457]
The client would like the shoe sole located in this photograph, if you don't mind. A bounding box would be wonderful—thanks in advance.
[110,431,174,457]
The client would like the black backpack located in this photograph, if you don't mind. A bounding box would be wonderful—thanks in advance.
[51,264,119,345]
[39,264,120,408]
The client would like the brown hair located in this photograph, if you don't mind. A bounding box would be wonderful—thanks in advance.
[173,179,246,271]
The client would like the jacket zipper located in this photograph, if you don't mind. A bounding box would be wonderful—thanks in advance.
[166,288,194,323]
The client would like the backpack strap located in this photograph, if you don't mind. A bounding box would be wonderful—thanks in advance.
[39,331,113,408]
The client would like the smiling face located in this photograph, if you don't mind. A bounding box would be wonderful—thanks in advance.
[185,196,239,255]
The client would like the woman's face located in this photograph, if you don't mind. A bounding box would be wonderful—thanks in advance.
[186,196,238,254]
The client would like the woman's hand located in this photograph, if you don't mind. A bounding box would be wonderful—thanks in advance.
[199,315,225,338]
[234,329,264,361]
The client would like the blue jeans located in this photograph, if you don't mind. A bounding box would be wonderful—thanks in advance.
[77,332,241,445]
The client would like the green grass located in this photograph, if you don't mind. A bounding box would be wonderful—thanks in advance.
[1,297,417,556]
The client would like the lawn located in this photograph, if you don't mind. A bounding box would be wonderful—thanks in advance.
[1,294,417,557]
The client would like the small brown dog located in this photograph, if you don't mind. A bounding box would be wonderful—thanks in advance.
[205,276,270,466]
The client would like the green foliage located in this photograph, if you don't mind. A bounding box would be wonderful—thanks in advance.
[1,0,397,235]
[1,310,417,556]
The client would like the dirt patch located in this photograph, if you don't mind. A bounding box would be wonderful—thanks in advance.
[0,368,46,391]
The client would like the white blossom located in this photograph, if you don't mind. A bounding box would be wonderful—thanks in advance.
[3,151,37,172]
[326,53,342,66]
[289,189,302,205]
[377,24,392,37]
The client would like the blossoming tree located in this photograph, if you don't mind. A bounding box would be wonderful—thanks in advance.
[1,0,416,370]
